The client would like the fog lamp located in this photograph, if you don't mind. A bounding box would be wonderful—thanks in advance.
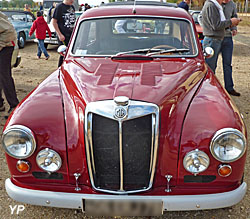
[218,164,232,177]
[16,160,30,173]
[183,149,210,175]
[36,148,62,172]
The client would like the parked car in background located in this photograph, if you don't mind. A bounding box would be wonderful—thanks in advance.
[1,10,36,48]
[190,10,204,44]
[3,1,247,216]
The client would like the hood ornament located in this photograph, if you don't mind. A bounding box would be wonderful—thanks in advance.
[114,96,129,106]
[114,96,129,119]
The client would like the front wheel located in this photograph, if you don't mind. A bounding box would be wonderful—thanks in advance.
[44,43,48,49]
[18,32,26,49]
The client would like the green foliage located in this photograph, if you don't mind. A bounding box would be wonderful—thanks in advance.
[0,0,36,9]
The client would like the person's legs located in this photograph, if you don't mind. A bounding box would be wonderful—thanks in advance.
[37,42,42,58]
[221,37,234,92]
[0,47,19,109]
[38,39,49,58]
[203,37,222,73]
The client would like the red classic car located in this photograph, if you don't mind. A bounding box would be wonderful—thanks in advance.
[2,1,247,216]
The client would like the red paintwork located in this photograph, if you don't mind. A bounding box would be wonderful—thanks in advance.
[3,5,247,196]
[195,23,203,34]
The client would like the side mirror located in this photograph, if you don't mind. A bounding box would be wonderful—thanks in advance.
[57,45,67,57]
[203,47,214,58]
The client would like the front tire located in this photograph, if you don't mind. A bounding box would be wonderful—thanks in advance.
[18,32,26,49]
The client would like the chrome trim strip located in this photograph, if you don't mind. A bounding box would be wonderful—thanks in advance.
[88,113,96,174]
[119,121,124,192]
[149,114,156,173]
[85,113,94,186]
[85,99,160,194]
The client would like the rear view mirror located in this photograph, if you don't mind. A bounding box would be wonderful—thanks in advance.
[204,47,214,58]
[57,45,67,56]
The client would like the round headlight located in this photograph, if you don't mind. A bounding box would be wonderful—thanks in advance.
[36,148,62,172]
[183,149,210,175]
[210,128,246,163]
[2,125,36,159]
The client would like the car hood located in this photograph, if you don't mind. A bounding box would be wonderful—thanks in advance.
[60,57,207,186]
[60,57,206,105]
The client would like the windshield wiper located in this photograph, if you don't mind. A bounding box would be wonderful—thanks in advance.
[147,48,190,56]
[115,48,163,56]
[111,54,153,61]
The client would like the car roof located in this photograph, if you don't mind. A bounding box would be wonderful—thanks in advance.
[1,10,33,15]
[80,3,191,21]
[102,1,177,8]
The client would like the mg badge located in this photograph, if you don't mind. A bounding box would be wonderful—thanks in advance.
[114,107,127,119]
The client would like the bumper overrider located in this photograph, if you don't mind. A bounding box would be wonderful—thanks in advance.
[5,178,247,215]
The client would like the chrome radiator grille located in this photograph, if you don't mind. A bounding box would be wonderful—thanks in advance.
[85,98,159,194]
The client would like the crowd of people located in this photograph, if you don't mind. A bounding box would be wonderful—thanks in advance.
[0,0,244,119]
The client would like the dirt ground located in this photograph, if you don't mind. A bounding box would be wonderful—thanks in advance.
[0,24,249,218]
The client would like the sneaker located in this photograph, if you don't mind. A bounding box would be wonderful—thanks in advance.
[227,89,241,96]
[37,56,41,59]
[0,104,5,112]
[45,55,50,60]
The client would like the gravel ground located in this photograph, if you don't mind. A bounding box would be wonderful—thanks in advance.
[0,25,249,219]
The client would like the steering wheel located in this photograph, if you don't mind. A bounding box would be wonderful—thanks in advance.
[149,45,176,51]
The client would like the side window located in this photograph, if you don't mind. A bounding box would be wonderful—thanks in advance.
[27,14,33,22]
[87,22,96,45]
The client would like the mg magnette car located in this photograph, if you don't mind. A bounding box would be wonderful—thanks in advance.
[2,1,247,216]
[1,10,35,48]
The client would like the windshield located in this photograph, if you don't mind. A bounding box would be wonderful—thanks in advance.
[3,11,28,22]
[72,17,198,57]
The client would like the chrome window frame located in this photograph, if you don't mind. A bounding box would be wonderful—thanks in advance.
[70,15,199,58]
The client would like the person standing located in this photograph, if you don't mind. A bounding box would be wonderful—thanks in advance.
[29,11,51,60]
[178,0,191,12]
[24,4,31,12]
[0,11,19,116]
[201,0,241,75]
[220,0,240,96]
[52,0,76,67]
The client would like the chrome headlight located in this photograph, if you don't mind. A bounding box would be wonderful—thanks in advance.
[2,125,36,159]
[183,149,210,174]
[210,128,246,163]
[36,148,62,172]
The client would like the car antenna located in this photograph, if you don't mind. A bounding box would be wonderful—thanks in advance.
[132,0,137,14]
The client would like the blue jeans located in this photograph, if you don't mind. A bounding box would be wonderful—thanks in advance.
[203,37,222,73]
[37,39,49,58]
[221,37,234,92]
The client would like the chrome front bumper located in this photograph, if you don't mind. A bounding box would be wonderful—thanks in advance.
[5,178,247,212]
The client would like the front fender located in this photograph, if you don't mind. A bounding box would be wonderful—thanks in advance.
[4,71,68,184]
[178,70,247,189]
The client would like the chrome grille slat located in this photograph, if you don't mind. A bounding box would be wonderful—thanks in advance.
[85,99,159,194]
[119,121,124,192]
